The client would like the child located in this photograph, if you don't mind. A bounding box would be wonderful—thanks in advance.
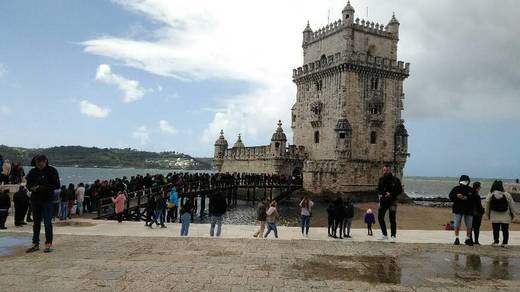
[364,209,375,236]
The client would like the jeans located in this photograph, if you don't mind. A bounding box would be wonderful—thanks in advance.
[180,212,191,236]
[301,215,310,235]
[367,223,373,235]
[344,218,353,236]
[52,202,59,219]
[154,209,164,226]
[264,222,278,238]
[32,201,53,245]
[60,201,68,220]
[378,203,397,237]
[76,201,83,215]
[453,213,473,230]
[492,223,509,244]
[210,215,223,236]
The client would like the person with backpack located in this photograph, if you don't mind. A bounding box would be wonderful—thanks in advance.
[208,191,227,236]
[253,198,267,238]
[448,175,475,246]
[485,180,518,248]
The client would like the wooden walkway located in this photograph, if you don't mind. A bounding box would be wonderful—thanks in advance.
[96,181,302,220]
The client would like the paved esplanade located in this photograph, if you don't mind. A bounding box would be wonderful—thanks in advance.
[1,220,520,291]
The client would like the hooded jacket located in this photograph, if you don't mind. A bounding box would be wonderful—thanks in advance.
[26,164,60,203]
[485,191,517,224]
[449,184,474,215]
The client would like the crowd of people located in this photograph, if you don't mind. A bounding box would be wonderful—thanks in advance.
[0,155,25,184]
[0,154,519,253]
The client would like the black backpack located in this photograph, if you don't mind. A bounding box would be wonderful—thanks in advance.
[490,194,508,212]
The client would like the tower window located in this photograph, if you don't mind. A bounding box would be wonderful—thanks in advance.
[314,131,320,143]
[370,77,379,90]
[370,131,377,144]
[275,142,280,148]
[339,133,346,139]
[315,80,323,91]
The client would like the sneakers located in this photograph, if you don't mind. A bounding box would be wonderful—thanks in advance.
[492,242,499,247]
[43,244,53,253]
[379,235,389,241]
[464,238,474,246]
[345,235,352,238]
[454,238,460,245]
[501,244,508,248]
[390,236,397,243]
[25,244,40,253]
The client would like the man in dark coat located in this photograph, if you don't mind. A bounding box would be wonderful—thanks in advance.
[0,190,10,229]
[377,165,403,242]
[209,191,227,236]
[13,186,30,226]
[25,154,60,253]
[448,175,475,246]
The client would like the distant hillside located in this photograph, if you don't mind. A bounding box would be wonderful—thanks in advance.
[0,145,212,170]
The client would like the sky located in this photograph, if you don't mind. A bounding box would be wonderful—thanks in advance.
[0,0,519,179]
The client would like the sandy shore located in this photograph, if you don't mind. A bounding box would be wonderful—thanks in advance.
[305,202,520,231]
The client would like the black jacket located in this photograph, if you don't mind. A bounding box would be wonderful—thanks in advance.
[209,193,227,216]
[13,190,29,207]
[377,174,403,206]
[449,184,474,215]
[345,202,354,219]
[0,192,10,210]
[26,165,60,203]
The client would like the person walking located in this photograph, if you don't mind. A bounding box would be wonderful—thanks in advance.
[180,198,194,236]
[0,190,10,229]
[364,209,375,236]
[343,198,354,238]
[264,201,279,238]
[299,196,314,237]
[472,182,485,245]
[209,191,227,237]
[449,175,475,246]
[145,191,156,228]
[377,165,403,242]
[13,186,30,226]
[111,191,126,223]
[485,180,518,248]
[75,183,85,216]
[253,198,267,238]
[153,192,166,228]
[25,154,60,253]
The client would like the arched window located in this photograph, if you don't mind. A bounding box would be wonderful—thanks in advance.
[370,131,377,144]
[314,131,320,143]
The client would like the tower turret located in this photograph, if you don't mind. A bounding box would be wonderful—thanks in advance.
[270,120,287,157]
[213,130,228,171]
[387,12,400,38]
[302,21,313,46]
[342,0,355,25]
[233,134,245,148]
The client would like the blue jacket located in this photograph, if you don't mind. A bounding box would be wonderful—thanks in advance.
[169,188,178,205]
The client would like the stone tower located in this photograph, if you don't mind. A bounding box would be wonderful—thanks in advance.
[292,1,410,194]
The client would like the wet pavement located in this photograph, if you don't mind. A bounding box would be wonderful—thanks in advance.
[0,235,30,257]
[1,232,520,291]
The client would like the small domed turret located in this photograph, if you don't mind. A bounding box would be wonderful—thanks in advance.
[342,1,355,25]
[233,134,245,148]
[387,12,400,37]
[271,120,287,142]
[302,21,313,45]
[214,129,228,147]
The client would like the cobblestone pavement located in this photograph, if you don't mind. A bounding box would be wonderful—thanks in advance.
[1,231,520,291]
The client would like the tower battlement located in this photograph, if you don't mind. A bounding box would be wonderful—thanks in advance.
[293,51,410,80]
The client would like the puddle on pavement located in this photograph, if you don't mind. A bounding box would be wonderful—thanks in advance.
[0,236,31,257]
[289,252,520,286]
[54,221,96,227]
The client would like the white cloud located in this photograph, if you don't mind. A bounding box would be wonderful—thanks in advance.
[132,125,150,145]
[95,64,147,103]
[79,100,111,118]
[159,120,178,135]
[0,63,6,78]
